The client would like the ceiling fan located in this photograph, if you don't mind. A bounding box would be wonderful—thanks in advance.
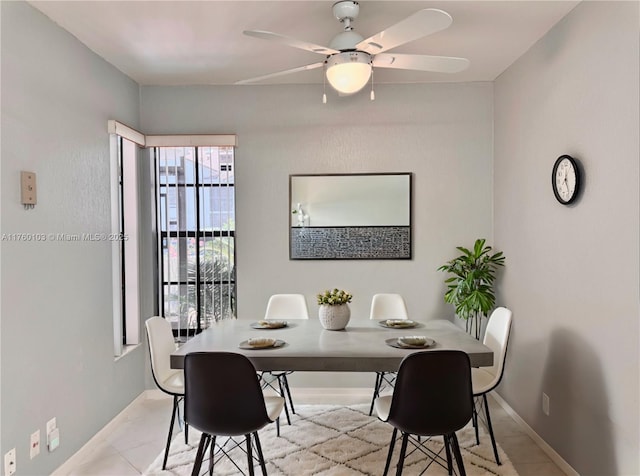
[236,1,469,100]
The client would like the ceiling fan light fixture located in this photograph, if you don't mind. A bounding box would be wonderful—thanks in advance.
[325,51,372,95]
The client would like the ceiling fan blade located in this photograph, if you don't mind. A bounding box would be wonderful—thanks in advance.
[244,30,339,55]
[357,9,453,55]
[235,62,324,85]
[373,53,469,73]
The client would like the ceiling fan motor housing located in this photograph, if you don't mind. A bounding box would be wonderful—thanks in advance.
[329,30,364,51]
[332,1,360,23]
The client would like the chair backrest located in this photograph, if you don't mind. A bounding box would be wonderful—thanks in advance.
[482,307,513,384]
[265,294,309,320]
[387,350,473,436]
[145,316,178,392]
[184,352,271,436]
[369,293,409,320]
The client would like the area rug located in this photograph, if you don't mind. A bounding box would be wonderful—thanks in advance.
[144,404,518,476]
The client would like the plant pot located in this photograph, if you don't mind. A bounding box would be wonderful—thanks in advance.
[318,304,351,330]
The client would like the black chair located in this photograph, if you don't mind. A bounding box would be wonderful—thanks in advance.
[374,350,474,476]
[184,352,284,476]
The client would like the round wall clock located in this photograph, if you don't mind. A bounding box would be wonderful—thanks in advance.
[552,155,580,205]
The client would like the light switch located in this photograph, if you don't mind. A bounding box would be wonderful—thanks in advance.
[21,171,37,206]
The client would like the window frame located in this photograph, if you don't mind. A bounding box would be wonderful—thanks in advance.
[107,120,237,351]
[110,135,142,356]
[154,145,237,338]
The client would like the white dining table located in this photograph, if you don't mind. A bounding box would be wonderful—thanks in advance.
[170,318,493,372]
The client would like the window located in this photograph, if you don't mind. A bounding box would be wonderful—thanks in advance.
[155,146,236,338]
[110,135,142,356]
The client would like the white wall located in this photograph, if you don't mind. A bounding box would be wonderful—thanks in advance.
[141,82,494,386]
[494,2,639,474]
[1,3,147,474]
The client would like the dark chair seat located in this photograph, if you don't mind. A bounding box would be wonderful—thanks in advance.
[375,350,474,476]
[185,351,284,476]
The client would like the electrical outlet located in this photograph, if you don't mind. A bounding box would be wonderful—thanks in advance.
[542,392,550,416]
[46,417,59,452]
[4,448,16,476]
[30,429,41,459]
[46,417,57,437]
[48,428,60,452]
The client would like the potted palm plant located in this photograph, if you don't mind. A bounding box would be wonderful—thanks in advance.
[438,238,505,340]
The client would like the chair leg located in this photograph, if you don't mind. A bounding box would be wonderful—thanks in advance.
[191,434,209,476]
[443,435,453,475]
[163,395,179,469]
[472,398,480,445]
[253,431,268,476]
[383,427,397,476]
[281,374,296,414]
[278,377,291,425]
[176,396,189,444]
[246,434,255,476]
[395,432,409,476]
[369,372,382,416]
[450,433,466,476]
[177,396,184,432]
[483,393,501,465]
[209,435,216,476]
[276,416,280,437]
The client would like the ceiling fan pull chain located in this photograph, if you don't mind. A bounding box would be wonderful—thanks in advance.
[370,67,375,101]
[323,68,328,104]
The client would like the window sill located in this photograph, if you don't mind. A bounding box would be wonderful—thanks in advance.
[114,343,141,362]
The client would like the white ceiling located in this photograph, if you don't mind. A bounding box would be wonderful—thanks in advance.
[28,1,580,87]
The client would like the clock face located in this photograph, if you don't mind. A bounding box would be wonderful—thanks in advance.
[552,155,580,204]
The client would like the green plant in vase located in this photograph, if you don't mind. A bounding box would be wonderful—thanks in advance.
[317,289,353,330]
[317,288,353,306]
[438,238,505,340]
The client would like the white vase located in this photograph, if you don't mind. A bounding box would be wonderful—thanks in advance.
[318,304,351,330]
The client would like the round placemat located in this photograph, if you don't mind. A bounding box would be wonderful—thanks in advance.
[250,321,288,329]
[239,339,286,350]
[385,337,435,349]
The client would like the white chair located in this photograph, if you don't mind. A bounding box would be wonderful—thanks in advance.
[369,293,409,415]
[145,316,188,470]
[262,294,309,425]
[472,306,513,465]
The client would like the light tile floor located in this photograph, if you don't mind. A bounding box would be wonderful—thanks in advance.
[56,392,567,476]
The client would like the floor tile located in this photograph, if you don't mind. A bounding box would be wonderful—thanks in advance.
[68,452,139,476]
[499,434,553,464]
[119,441,168,473]
[515,461,568,476]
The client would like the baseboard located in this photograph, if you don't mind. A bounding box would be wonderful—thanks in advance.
[280,387,373,405]
[292,387,372,397]
[51,390,161,476]
[491,392,579,476]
